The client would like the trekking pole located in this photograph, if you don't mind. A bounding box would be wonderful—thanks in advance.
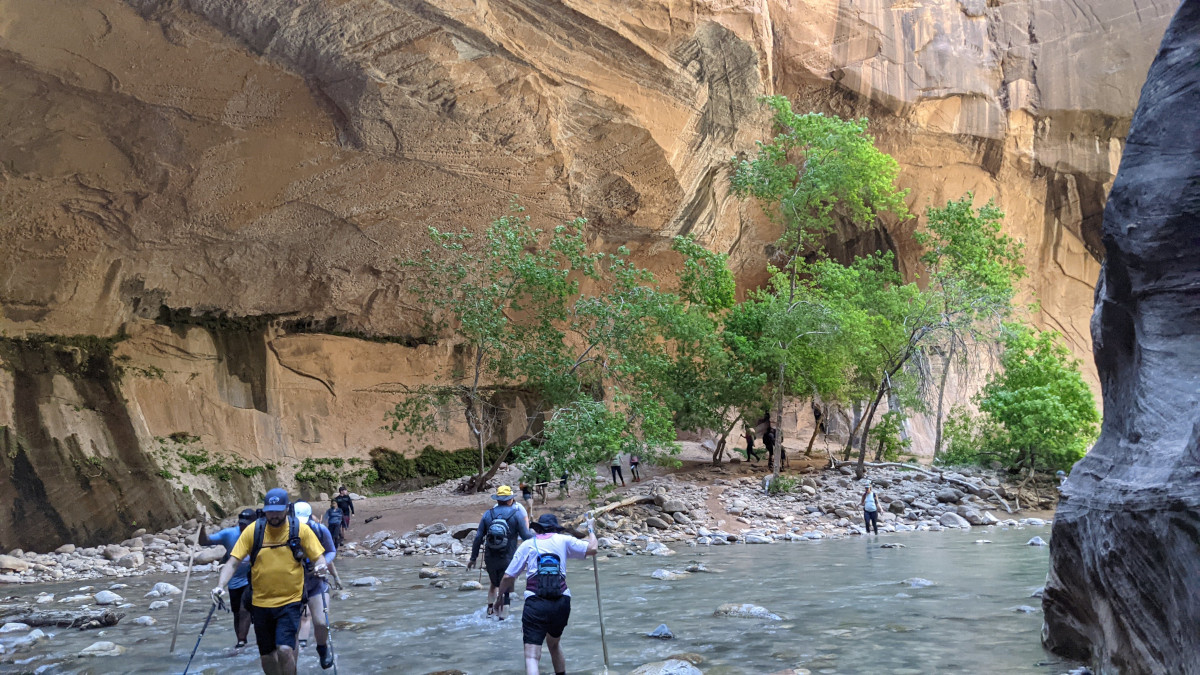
[321,591,339,675]
[182,595,224,674]
[171,511,204,652]
[588,513,610,670]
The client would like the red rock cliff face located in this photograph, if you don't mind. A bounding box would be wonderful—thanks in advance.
[0,0,1179,548]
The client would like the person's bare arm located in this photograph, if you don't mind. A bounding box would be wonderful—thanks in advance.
[211,555,241,602]
[196,523,214,547]
[585,513,598,557]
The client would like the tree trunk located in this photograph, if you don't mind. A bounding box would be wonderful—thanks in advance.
[875,390,907,462]
[854,383,888,479]
[804,423,821,456]
[0,607,123,629]
[842,401,863,461]
[933,338,957,458]
[773,362,786,478]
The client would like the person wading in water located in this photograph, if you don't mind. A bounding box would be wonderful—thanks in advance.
[212,488,327,675]
[197,508,257,648]
[861,483,881,535]
[293,501,337,669]
[468,485,533,620]
[495,513,597,675]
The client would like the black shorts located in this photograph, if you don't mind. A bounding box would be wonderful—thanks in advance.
[250,602,303,656]
[521,595,571,645]
[485,557,509,588]
[229,585,249,620]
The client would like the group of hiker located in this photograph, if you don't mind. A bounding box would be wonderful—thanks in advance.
[196,482,597,675]
[469,484,598,675]
[198,486,356,674]
[743,413,781,468]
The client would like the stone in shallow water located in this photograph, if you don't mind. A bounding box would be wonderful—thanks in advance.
[133,616,156,626]
[628,659,702,675]
[79,641,125,657]
[152,582,181,596]
[458,581,482,591]
[651,569,688,581]
[0,623,30,633]
[647,623,674,639]
[713,603,781,620]
[1027,536,1047,546]
[92,590,122,605]
[352,577,380,586]
[418,568,441,579]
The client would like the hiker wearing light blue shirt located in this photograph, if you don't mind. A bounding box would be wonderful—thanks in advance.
[861,484,880,535]
[198,508,257,648]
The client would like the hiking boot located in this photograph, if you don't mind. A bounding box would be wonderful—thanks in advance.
[318,644,334,670]
[235,640,247,649]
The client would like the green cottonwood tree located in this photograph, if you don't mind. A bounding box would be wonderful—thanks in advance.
[730,95,908,474]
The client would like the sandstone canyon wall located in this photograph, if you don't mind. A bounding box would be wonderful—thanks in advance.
[1042,1,1200,672]
[0,0,1179,549]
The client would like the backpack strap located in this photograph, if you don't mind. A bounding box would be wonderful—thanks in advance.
[249,518,266,566]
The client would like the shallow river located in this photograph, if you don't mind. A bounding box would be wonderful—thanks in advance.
[2,525,1080,674]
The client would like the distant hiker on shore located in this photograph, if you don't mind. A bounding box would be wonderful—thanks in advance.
[211,488,327,675]
[334,486,354,531]
[293,502,337,669]
[468,485,534,621]
[198,508,257,648]
[609,454,626,486]
[520,481,534,515]
[861,483,880,535]
[763,421,780,470]
[744,425,761,463]
[558,470,570,499]
[629,453,641,482]
[494,513,598,675]
[323,500,344,548]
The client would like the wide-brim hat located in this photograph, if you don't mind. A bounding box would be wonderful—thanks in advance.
[530,513,563,533]
[492,485,515,501]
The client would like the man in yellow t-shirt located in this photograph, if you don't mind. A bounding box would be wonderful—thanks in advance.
[212,488,326,675]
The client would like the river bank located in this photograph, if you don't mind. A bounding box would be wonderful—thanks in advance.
[0,443,1054,587]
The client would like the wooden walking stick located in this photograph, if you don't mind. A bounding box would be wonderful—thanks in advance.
[588,514,610,670]
[170,511,204,653]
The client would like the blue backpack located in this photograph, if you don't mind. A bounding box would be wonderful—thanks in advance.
[531,538,565,599]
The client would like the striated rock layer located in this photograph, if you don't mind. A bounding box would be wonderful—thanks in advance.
[0,0,1181,548]
[1042,2,1200,673]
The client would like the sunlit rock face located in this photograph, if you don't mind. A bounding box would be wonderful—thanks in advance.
[1042,2,1200,672]
[0,0,1180,549]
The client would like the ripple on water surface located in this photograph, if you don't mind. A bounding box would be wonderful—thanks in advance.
[0,526,1079,674]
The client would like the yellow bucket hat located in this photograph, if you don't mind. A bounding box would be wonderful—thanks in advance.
[492,485,514,500]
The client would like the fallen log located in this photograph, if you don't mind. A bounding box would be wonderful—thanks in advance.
[0,606,124,629]
[563,494,655,529]
[831,460,1014,514]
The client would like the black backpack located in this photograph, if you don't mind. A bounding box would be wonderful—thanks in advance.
[531,538,565,599]
[485,506,515,552]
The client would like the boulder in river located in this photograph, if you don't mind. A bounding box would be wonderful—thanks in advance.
[1027,537,1048,547]
[938,513,971,529]
[651,569,688,581]
[133,616,156,626]
[79,641,125,657]
[352,577,381,587]
[0,623,31,633]
[148,600,171,610]
[418,568,441,579]
[458,581,482,591]
[419,523,448,536]
[713,603,781,620]
[151,582,181,596]
[92,591,122,605]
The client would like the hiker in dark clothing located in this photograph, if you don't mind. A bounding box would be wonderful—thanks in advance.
[812,401,827,434]
[334,486,354,530]
[763,422,781,470]
[744,426,761,463]
[323,500,344,548]
[468,485,534,621]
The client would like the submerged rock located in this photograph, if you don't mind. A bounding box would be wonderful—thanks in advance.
[352,577,381,587]
[628,659,701,675]
[1027,537,1048,547]
[713,603,781,620]
[458,581,482,591]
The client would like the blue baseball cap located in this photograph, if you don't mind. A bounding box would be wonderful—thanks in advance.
[263,488,289,512]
